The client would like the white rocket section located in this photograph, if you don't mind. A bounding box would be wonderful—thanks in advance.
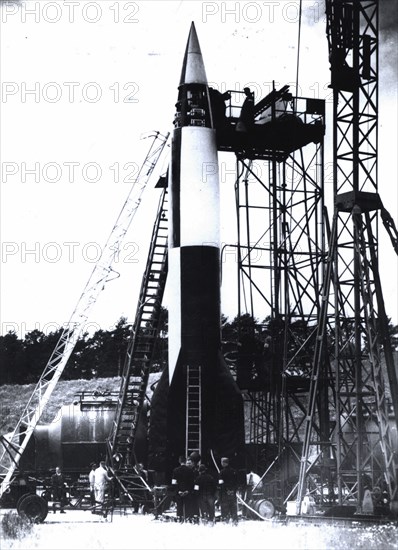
[179,22,207,85]
[179,127,220,248]
[168,248,181,383]
[183,56,207,85]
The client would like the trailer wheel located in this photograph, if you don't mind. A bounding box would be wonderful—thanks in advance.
[16,493,33,514]
[18,495,48,523]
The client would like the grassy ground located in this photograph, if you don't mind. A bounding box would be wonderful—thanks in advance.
[1,509,397,550]
[0,377,121,433]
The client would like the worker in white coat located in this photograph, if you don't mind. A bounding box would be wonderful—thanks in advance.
[89,462,96,506]
[94,461,113,505]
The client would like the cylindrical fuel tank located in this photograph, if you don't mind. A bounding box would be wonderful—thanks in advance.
[20,392,117,473]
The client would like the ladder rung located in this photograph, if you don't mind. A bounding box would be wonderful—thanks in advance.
[110,189,169,458]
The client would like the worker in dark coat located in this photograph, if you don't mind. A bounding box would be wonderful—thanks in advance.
[133,462,149,514]
[171,456,195,522]
[194,464,218,523]
[186,457,199,522]
[236,87,255,133]
[51,466,67,513]
[208,87,231,131]
[218,457,239,524]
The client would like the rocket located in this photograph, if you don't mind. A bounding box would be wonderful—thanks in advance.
[148,22,245,473]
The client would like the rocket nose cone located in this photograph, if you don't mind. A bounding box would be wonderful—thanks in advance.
[179,22,208,86]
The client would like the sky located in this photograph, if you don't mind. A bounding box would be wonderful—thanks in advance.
[0,0,397,338]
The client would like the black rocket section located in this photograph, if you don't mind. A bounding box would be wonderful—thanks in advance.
[166,247,245,470]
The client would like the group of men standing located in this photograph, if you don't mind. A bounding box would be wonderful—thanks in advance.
[50,461,113,515]
[51,456,244,522]
[52,460,141,516]
[171,456,239,524]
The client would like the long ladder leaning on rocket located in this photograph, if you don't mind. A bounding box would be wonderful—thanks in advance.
[106,180,169,507]
[0,131,169,500]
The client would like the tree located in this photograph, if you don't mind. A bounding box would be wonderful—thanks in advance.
[75,317,132,379]
[64,331,91,380]
[151,306,168,372]
[362,316,398,354]
[390,323,398,352]
[23,328,67,383]
[0,331,27,384]
[111,317,133,377]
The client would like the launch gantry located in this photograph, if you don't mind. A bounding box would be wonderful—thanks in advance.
[227,0,398,517]
[220,84,329,510]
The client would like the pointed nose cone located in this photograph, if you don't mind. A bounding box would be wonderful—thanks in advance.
[179,22,208,86]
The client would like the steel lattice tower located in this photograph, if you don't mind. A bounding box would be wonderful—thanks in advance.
[327,0,397,510]
[230,93,327,504]
[231,0,398,514]
[297,0,398,514]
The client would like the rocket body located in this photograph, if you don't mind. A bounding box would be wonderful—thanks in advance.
[164,23,245,469]
[168,25,220,386]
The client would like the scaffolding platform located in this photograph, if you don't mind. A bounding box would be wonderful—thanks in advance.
[217,117,324,160]
[215,90,325,160]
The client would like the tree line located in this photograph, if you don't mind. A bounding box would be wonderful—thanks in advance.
[0,310,263,386]
[1,309,396,386]
[0,314,167,385]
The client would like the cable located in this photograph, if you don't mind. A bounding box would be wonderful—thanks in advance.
[295,0,303,98]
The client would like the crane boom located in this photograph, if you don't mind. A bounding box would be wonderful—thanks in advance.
[0,131,169,499]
